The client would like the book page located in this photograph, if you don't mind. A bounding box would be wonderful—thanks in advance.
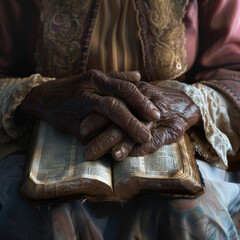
[30,121,112,188]
[113,143,183,185]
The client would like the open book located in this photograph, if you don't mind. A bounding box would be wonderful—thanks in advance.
[20,121,205,203]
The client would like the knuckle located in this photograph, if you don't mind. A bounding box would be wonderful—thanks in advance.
[171,126,184,142]
[98,134,114,146]
[127,83,139,96]
[87,70,106,84]
[173,118,185,133]
[151,131,163,149]
[88,69,100,78]
[141,97,151,109]
[101,96,119,114]
[88,142,101,156]
[114,80,134,92]
[112,80,124,92]
[126,117,139,130]
[112,80,137,97]
[123,138,134,149]
[127,82,137,91]
[135,82,149,92]
[125,118,150,142]
[98,128,122,146]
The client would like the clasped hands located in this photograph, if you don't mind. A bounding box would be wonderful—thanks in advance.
[20,70,201,161]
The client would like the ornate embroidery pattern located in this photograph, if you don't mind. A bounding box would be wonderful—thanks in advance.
[145,0,189,80]
[36,0,92,77]
[36,0,188,80]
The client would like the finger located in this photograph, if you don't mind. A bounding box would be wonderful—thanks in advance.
[80,113,110,137]
[111,137,136,161]
[93,94,152,144]
[107,71,141,83]
[129,125,183,157]
[134,81,153,95]
[112,122,154,161]
[129,128,165,157]
[84,124,125,161]
[111,121,154,161]
[74,89,151,144]
[93,73,160,122]
[61,119,91,144]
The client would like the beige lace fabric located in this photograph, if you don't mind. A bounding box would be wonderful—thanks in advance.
[155,80,240,169]
[0,74,55,143]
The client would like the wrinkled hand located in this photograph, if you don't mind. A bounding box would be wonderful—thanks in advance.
[19,70,161,144]
[83,81,201,161]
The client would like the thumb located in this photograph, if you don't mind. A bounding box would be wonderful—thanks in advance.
[107,71,141,83]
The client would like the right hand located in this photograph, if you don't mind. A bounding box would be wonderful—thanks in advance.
[19,70,160,144]
[80,81,201,161]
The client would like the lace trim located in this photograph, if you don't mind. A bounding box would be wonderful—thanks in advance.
[201,80,240,111]
[0,74,55,142]
[154,80,233,169]
[144,0,189,80]
[35,0,92,77]
[188,129,226,169]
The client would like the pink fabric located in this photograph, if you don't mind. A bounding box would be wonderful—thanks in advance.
[199,0,240,67]
[184,0,199,71]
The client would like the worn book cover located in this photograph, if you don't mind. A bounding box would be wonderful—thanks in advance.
[20,121,205,203]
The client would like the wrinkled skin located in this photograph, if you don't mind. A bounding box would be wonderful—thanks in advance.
[18,70,201,161]
[81,81,202,161]
[19,70,161,145]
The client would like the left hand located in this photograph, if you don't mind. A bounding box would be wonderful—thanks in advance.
[82,81,202,161]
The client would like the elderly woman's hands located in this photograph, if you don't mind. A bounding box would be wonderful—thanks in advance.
[82,81,201,161]
[18,70,160,144]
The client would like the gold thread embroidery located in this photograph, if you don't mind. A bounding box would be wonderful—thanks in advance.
[146,0,189,80]
[36,0,189,80]
[36,0,92,77]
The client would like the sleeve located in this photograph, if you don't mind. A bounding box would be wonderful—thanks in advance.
[154,0,240,170]
[0,75,55,143]
[0,0,56,143]
[195,0,240,169]
[195,0,240,113]
[154,80,240,170]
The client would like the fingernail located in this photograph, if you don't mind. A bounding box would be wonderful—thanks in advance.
[114,150,123,159]
[136,71,141,78]
[139,129,151,143]
[151,109,160,120]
